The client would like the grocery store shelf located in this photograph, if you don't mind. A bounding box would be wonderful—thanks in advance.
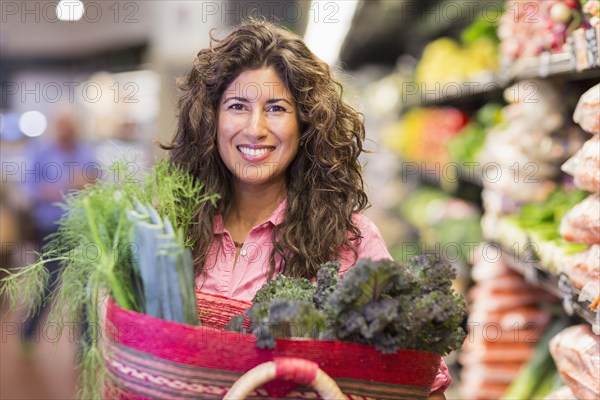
[496,243,599,335]
[399,54,600,112]
[402,63,599,111]
[504,51,600,82]
[399,162,483,206]
[401,74,506,110]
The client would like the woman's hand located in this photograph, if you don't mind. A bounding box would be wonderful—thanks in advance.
[429,389,446,399]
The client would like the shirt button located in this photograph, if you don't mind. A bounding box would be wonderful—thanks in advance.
[262,223,268,228]
[240,248,247,256]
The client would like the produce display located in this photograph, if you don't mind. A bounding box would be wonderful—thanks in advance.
[545,385,578,399]
[373,1,600,399]
[229,256,468,356]
[384,107,468,165]
[459,250,555,400]
[478,78,593,322]
[572,83,600,134]
[559,245,600,309]
[499,0,586,60]
[582,0,600,25]
[549,324,600,398]
[561,134,600,193]
[478,79,586,204]
[554,82,600,315]
[502,319,568,400]
[415,37,499,86]
[448,103,504,166]
[560,193,600,244]
[396,187,482,269]
[416,10,500,85]
[493,189,588,273]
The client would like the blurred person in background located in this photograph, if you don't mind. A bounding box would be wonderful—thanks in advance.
[22,109,98,344]
[0,181,20,286]
[95,118,154,172]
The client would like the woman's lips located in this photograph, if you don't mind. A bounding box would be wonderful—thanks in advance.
[237,145,275,162]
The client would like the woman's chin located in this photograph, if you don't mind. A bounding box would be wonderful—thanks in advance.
[231,161,284,185]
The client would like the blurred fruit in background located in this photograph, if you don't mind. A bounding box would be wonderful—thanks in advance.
[448,103,504,166]
[499,0,586,60]
[416,9,501,85]
[416,37,499,85]
[385,107,468,165]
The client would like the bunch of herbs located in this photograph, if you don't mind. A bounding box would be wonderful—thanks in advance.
[0,159,217,398]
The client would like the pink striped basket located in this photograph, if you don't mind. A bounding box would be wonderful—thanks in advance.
[103,291,440,399]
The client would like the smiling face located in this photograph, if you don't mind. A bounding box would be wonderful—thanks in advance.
[217,67,301,189]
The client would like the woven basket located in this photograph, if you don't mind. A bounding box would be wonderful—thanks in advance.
[104,291,440,399]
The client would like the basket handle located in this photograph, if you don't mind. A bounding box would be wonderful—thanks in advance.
[224,357,347,400]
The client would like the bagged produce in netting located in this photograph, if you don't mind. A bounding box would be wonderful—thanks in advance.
[558,245,599,308]
[561,135,600,193]
[460,249,553,400]
[544,385,577,400]
[573,83,600,135]
[560,193,600,245]
[549,324,600,399]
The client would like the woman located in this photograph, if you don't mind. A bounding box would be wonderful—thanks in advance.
[165,19,449,398]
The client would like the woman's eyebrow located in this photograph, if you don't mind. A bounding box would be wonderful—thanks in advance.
[222,96,293,105]
[266,98,293,106]
[222,96,249,104]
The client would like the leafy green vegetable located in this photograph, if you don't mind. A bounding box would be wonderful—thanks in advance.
[231,256,467,356]
[248,299,330,349]
[228,273,327,348]
[313,261,340,309]
[252,273,315,303]
[448,103,503,165]
[327,256,466,355]
[460,8,502,46]
[517,189,587,232]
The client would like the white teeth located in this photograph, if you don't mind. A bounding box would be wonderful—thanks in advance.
[238,146,272,157]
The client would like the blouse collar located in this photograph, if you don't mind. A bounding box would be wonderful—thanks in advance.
[213,197,287,234]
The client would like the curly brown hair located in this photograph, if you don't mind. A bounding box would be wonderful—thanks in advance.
[163,19,369,280]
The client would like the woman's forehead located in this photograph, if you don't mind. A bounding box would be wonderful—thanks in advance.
[222,67,292,102]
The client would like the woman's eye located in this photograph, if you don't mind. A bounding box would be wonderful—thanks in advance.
[267,105,286,113]
[228,103,245,111]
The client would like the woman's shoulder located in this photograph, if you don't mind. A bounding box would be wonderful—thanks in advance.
[337,213,392,273]
[351,212,385,238]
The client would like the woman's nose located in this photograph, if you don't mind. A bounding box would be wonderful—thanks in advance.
[245,109,268,139]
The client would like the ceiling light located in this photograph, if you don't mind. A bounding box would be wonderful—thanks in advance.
[56,0,85,22]
[19,111,47,137]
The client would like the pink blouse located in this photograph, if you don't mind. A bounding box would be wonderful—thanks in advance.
[196,198,451,393]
